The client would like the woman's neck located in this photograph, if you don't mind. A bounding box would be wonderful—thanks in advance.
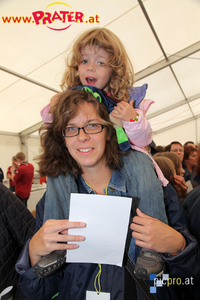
[186,164,193,173]
[81,165,113,195]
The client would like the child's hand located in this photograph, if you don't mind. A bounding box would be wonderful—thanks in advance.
[111,100,137,122]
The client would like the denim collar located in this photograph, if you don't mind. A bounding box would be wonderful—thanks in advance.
[79,170,127,194]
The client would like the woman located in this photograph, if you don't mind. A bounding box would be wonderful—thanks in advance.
[183,145,198,187]
[154,152,189,200]
[183,144,200,244]
[152,156,175,188]
[181,144,200,299]
[17,90,198,300]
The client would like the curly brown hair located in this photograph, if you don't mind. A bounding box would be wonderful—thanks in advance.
[60,28,134,102]
[36,90,124,177]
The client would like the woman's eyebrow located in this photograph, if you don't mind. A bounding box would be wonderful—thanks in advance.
[67,119,100,126]
[87,119,100,123]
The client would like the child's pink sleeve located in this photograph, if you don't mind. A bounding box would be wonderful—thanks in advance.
[139,99,155,115]
[123,98,154,147]
[123,109,152,147]
[40,103,53,123]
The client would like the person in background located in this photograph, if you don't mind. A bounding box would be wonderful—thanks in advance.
[183,145,198,188]
[184,141,197,149]
[164,144,171,152]
[194,144,200,186]
[169,141,192,183]
[0,183,36,300]
[154,152,189,200]
[153,156,176,189]
[6,156,18,192]
[183,144,200,238]
[169,141,184,162]
[154,145,165,152]
[181,144,200,299]
[11,152,34,207]
[0,167,4,183]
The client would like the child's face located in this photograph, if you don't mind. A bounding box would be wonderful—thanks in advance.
[78,45,112,92]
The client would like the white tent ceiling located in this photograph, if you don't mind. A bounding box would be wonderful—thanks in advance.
[0,0,200,143]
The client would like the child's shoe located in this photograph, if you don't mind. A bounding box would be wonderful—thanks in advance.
[134,248,165,280]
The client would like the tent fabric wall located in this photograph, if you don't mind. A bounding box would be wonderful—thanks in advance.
[153,119,200,148]
[28,137,41,172]
[0,135,21,182]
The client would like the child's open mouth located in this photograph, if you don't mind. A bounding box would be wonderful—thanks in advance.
[86,77,97,84]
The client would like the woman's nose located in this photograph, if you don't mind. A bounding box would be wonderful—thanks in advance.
[77,128,90,141]
[181,168,185,176]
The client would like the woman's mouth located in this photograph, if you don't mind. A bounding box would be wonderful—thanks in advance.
[78,148,93,153]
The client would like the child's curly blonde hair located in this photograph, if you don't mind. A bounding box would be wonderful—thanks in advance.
[61,27,134,102]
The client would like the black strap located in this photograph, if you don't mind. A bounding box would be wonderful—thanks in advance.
[124,251,158,300]
[124,197,158,300]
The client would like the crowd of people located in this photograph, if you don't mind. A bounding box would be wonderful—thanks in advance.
[152,141,199,200]
[1,27,200,300]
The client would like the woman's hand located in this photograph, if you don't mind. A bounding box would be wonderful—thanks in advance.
[130,208,185,255]
[174,175,188,199]
[29,219,86,266]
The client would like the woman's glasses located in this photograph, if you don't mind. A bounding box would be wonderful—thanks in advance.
[62,123,105,137]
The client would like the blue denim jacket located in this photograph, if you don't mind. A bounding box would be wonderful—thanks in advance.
[16,151,199,300]
[44,150,167,225]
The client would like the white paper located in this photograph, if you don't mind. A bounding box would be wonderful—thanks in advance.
[86,291,110,300]
[67,193,132,267]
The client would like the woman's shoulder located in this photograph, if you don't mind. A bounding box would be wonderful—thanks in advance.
[121,150,155,178]
[122,149,153,164]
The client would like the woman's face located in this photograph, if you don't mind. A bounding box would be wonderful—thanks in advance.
[180,166,185,177]
[64,103,109,173]
[185,151,197,168]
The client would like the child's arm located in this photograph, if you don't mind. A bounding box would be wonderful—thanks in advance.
[110,100,152,147]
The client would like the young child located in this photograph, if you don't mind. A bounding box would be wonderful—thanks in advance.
[41,28,153,149]
[40,28,168,279]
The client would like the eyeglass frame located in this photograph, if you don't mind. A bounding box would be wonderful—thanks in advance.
[62,123,106,137]
[171,149,184,153]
